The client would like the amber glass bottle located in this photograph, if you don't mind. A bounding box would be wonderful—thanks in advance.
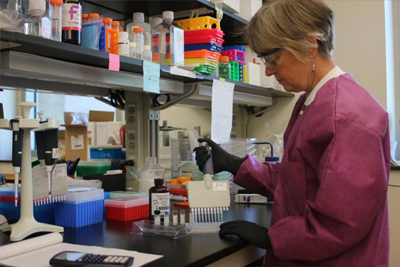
[149,178,170,220]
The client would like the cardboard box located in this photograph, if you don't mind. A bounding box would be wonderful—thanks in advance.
[88,110,115,146]
[64,112,88,161]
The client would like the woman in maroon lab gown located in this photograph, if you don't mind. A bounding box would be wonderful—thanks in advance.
[194,0,390,266]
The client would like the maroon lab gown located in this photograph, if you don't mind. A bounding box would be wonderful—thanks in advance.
[234,73,390,267]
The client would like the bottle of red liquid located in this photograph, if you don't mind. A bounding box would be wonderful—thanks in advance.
[62,0,82,45]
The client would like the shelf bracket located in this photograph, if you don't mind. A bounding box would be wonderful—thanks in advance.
[152,83,199,111]
[0,41,20,51]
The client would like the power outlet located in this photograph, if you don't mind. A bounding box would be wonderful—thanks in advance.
[128,131,135,141]
[128,141,135,149]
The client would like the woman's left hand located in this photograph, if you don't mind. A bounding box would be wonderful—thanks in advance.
[219,220,273,250]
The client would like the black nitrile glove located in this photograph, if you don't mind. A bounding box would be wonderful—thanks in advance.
[219,220,273,250]
[193,138,245,175]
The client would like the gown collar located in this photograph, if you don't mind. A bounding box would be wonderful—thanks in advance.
[304,66,344,106]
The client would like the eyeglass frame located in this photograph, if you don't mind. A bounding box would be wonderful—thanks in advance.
[257,48,282,71]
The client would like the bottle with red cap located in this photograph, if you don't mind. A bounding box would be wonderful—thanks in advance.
[50,0,63,42]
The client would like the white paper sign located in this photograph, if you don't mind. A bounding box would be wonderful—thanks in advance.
[211,79,235,143]
[71,135,84,150]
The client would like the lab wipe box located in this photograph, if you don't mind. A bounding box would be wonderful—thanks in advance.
[55,187,104,227]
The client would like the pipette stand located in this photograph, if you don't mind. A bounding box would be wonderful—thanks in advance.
[0,102,63,241]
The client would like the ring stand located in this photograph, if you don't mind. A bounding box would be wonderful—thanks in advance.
[0,102,63,241]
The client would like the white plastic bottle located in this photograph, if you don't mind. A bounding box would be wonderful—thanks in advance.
[50,0,62,41]
[24,0,51,39]
[118,31,130,57]
[138,157,165,193]
[143,44,152,61]
[129,42,137,59]
[126,12,151,46]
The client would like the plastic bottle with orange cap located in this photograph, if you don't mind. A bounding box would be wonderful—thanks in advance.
[50,0,63,42]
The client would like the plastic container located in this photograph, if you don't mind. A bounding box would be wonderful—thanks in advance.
[218,56,232,79]
[126,12,151,45]
[138,157,165,193]
[133,27,144,60]
[149,178,170,220]
[118,31,129,57]
[143,44,152,61]
[90,145,125,159]
[175,16,220,31]
[105,196,149,221]
[184,49,221,61]
[62,0,82,45]
[229,60,240,81]
[82,13,102,50]
[133,220,189,239]
[221,49,245,64]
[109,191,148,199]
[184,43,223,53]
[184,58,218,68]
[184,29,224,38]
[152,11,173,65]
[184,36,224,46]
[50,0,63,42]
[24,0,51,39]
[54,188,104,227]
[76,160,111,177]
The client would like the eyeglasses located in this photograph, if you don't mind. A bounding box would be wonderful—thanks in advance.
[257,48,282,71]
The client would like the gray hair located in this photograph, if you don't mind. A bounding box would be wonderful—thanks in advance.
[244,0,335,62]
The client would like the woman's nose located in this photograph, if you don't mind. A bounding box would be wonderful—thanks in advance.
[265,67,275,77]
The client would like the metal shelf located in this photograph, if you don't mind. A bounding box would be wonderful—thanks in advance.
[0,31,293,100]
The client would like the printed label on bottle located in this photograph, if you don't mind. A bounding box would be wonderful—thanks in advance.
[62,4,82,31]
[151,193,170,216]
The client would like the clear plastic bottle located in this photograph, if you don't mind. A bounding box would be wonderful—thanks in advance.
[50,0,63,42]
[118,31,129,57]
[138,157,165,193]
[62,0,82,45]
[24,0,51,39]
[219,56,232,79]
[149,178,170,221]
[152,11,174,65]
[126,12,151,46]
[143,44,152,61]
[150,17,163,29]
[129,41,137,59]
[133,27,144,60]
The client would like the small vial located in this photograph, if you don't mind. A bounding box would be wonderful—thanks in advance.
[179,210,185,224]
[172,210,178,225]
[154,211,161,225]
[129,42,137,58]
[164,211,170,225]
[103,17,112,52]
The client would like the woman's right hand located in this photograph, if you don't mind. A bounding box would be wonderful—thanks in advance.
[193,138,245,175]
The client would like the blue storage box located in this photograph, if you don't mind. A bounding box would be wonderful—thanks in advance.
[0,201,55,224]
[90,146,125,160]
[55,199,104,227]
[54,188,104,228]
[184,43,223,53]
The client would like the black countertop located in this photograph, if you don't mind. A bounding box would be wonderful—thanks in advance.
[0,201,272,267]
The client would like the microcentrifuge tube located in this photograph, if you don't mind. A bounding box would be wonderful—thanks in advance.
[172,210,178,225]
[154,214,161,225]
[180,210,185,224]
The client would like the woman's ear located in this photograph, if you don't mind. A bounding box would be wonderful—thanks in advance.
[308,35,319,59]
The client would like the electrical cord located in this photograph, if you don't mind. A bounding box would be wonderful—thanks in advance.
[152,94,171,107]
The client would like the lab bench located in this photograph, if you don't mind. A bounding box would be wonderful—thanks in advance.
[0,201,272,267]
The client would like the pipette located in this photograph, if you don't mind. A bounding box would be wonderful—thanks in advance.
[10,119,23,207]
